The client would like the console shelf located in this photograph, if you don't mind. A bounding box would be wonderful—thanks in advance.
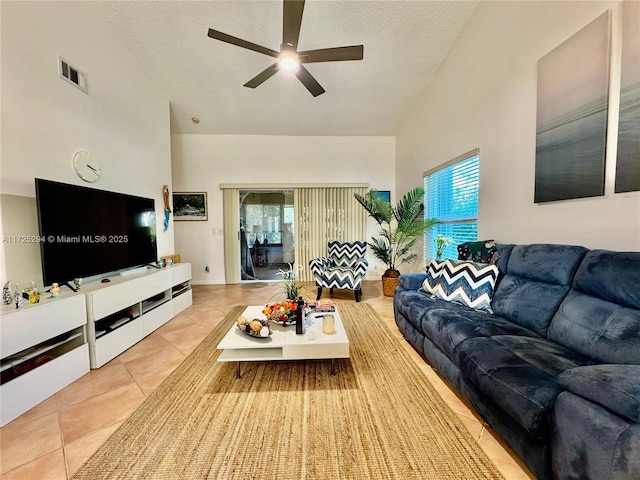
[142,291,171,314]
[172,281,190,298]
[1,328,84,384]
[94,310,140,339]
[84,263,192,368]
[0,294,89,426]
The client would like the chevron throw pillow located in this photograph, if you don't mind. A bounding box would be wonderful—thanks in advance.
[422,259,446,295]
[422,259,499,313]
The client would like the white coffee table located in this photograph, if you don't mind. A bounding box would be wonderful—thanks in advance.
[216,305,350,378]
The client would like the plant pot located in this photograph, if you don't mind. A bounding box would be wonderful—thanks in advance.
[381,270,401,297]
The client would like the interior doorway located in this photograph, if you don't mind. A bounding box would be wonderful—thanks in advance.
[239,190,294,281]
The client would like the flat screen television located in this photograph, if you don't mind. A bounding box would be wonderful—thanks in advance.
[35,178,157,287]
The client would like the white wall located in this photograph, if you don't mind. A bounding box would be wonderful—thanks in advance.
[396,0,639,252]
[171,134,395,284]
[0,2,173,287]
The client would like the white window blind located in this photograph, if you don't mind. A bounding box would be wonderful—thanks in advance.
[423,150,480,260]
[222,188,241,284]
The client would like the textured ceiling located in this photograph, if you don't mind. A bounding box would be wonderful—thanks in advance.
[100,1,478,136]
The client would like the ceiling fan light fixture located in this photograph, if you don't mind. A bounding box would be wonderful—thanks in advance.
[278,52,299,72]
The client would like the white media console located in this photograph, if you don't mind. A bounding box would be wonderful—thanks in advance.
[0,263,192,425]
[83,263,192,368]
[0,293,89,426]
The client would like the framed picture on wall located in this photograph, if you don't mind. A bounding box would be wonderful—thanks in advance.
[173,192,208,221]
[615,0,640,193]
[534,12,610,203]
[372,190,391,203]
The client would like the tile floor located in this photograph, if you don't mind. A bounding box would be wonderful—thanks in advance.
[1,281,534,479]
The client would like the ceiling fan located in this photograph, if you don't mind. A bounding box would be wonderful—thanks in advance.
[207,0,364,97]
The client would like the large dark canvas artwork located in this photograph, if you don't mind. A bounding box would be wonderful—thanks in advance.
[615,1,640,193]
[535,12,610,203]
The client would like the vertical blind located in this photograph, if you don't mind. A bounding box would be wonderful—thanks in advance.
[294,186,367,282]
[222,188,241,284]
[423,149,480,260]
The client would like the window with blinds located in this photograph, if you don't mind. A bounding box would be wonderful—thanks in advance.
[423,149,479,261]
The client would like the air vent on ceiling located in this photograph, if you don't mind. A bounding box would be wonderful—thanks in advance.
[58,56,88,93]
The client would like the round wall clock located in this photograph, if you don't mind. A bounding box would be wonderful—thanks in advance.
[73,151,101,182]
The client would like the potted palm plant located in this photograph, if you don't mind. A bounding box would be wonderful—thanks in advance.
[354,187,439,296]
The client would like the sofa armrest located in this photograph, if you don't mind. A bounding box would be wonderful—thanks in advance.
[398,273,427,291]
[558,365,640,423]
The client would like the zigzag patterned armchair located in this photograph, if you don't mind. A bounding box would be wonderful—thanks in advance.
[309,241,368,302]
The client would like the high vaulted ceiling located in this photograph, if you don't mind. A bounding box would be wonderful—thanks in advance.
[100,1,478,136]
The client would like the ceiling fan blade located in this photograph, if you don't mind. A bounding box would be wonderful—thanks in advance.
[244,63,280,89]
[298,45,364,63]
[282,0,305,51]
[208,29,279,58]
[295,64,325,97]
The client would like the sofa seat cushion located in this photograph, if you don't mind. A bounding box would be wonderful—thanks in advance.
[455,335,593,438]
[394,289,473,335]
[420,308,539,360]
[558,365,640,423]
[548,290,640,364]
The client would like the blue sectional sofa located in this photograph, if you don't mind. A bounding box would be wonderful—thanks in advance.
[393,244,640,480]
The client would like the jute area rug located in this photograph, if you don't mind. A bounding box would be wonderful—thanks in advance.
[74,303,503,479]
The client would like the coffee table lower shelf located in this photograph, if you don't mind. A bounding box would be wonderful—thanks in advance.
[218,344,349,378]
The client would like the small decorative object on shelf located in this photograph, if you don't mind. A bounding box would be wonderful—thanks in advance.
[162,185,172,232]
[73,278,83,290]
[161,254,181,267]
[263,300,298,325]
[296,296,305,335]
[236,315,271,338]
[2,280,12,305]
[50,282,60,297]
[29,288,40,304]
[14,283,21,309]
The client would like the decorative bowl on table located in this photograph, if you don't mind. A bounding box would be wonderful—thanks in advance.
[263,300,298,326]
[236,315,271,338]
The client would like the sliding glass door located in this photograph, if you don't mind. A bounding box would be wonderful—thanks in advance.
[240,190,294,281]
[221,183,368,285]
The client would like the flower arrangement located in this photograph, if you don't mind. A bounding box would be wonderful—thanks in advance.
[434,234,453,260]
[276,263,303,300]
[263,300,298,325]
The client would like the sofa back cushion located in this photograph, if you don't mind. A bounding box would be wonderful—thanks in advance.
[491,244,588,336]
[494,243,514,286]
[547,250,640,364]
